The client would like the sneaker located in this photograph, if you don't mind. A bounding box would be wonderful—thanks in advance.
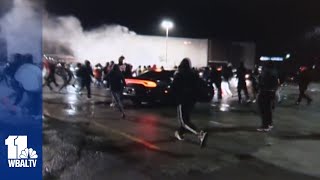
[174,131,184,141]
[268,125,274,129]
[199,131,208,148]
[110,103,115,107]
[122,113,126,119]
[257,127,271,132]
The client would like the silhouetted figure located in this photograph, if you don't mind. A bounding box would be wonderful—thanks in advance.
[93,64,103,87]
[107,64,126,119]
[222,63,233,96]
[211,66,222,100]
[79,60,94,98]
[222,63,233,83]
[151,64,157,71]
[202,67,211,81]
[237,62,249,103]
[257,61,279,132]
[124,63,132,78]
[44,60,59,90]
[57,62,71,92]
[72,63,83,89]
[142,66,148,73]
[118,56,126,75]
[251,65,260,100]
[171,58,208,147]
[103,62,110,85]
[136,65,142,76]
[296,66,312,105]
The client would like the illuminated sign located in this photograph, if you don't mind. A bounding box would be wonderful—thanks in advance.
[260,56,284,61]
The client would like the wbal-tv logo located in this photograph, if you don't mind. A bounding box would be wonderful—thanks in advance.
[5,136,38,168]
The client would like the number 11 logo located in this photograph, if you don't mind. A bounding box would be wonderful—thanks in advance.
[5,135,38,168]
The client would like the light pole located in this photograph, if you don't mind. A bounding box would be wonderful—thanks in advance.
[161,20,173,64]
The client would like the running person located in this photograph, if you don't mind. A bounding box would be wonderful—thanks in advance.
[79,60,94,98]
[57,62,69,92]
[107,64,126,119]
[171,58,208,147]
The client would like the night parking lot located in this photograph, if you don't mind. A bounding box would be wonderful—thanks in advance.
[43,83,320,180]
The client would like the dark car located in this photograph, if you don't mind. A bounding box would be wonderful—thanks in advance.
[123,70,214,105]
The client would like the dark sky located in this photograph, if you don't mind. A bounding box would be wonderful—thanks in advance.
[45,0,320,55]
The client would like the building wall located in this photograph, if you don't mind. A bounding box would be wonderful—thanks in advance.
[208,40,256,69]
[71,35,208,69]
[231,42,256,69]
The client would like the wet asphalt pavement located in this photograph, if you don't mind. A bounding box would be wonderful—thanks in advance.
[43,83,320,180]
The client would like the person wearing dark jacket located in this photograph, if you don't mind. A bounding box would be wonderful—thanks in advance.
[251,65,260,101]
[107,64,126,118]
[296,67,312,105]
[222,63,233,96]
[79,60,94,98]
[72,63,83,89]
[57,62,70,92]
[211,66,222,100]
[171,58,208,147]
[43,60,59,90]
[237,62,250,103]
[257,61,280,132]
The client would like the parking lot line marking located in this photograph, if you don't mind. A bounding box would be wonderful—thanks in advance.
[93,121,161,151]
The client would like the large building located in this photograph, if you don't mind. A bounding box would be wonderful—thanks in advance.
[208,39,256,69]
[44,35,256,69]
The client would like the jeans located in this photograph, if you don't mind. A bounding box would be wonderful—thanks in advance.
[238,81,249,102]
[177,103,198,135]
[258,91,275,128]
[111,91,124,113]
[297,84,311,103]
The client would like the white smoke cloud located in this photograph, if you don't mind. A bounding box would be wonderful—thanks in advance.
[43,14,137,62]
[43,14,208,68]
[1,0,208,68]
[0,0,42,63]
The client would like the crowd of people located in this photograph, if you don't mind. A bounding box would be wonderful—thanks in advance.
[1,53,42,117]
[42,54,317,147]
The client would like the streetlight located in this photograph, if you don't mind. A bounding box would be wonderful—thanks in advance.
[161,20,174,64]
[285,53,291,59]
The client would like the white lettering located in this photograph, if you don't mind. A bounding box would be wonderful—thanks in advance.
[8,160,15,167]
[30,160,37,167]
[8,160,37,168]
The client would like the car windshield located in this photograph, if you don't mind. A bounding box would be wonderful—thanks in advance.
[138,71,175,81]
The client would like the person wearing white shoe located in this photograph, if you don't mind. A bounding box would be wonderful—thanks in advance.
[171,58,208,147]
[257,61,279,132]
